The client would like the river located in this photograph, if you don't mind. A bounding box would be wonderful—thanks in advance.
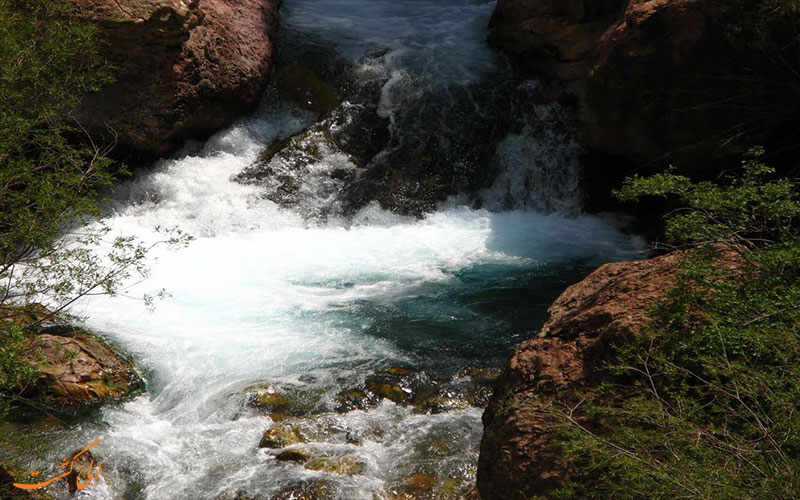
[47,1,645,498]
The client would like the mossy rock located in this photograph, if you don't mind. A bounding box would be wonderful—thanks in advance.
[246,384,324,419]
[304,455,366,476]
[0,462,56,500]
[19,325,144,414]
[258,423,306,449]
[364,367,433,405]
[335,388,378,413]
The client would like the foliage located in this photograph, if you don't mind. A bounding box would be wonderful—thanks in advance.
[0,0,191,421]
[544,151,800,499]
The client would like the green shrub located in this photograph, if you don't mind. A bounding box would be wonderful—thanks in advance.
[0,0,190,421]
[544,151,800,499]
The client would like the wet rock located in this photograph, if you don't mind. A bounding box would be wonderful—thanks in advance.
[270,479,335,500]
[65,447,100,495]
[340,79,515,217]
[415,369,499,414]
[274,447,313,463]
[246,384,324,419]
[334,388,378,413]
[388,473,471,500]
[23,327,143,408]
[337,366,498,414]
[259,415,360,450]
[304,455,365,476]
[364,367,433,405]
[235,82,390,220]
[259,423,306,449]
[66,0,282,160]
[0,462,54,500]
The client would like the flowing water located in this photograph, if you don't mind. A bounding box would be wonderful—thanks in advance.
[36,1,646,498]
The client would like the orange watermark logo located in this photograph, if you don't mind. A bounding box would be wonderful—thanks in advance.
[13,438,102,491]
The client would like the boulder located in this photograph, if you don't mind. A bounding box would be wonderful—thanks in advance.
[66,0,281,159]
[235,81,390,220]
[489,0,800,170]
[477,250,741,498]
[245,383,325,421]
[24,327,143,408]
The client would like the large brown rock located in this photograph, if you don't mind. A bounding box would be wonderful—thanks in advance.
[25,328,143,407]
[477,249,743,498]
[489,0,797,168]
[67,0,281,159]
[478,252,682,499]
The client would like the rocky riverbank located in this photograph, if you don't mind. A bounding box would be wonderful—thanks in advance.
[476,248,745,499]
[489,0,799,179]
[66,0,282,160]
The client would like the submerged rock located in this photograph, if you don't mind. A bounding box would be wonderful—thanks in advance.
[270,479,335,500]
[335,366,498,414]
[387,473,477,500]
[65,0,281,159]
[275,62,342,115]
[304,455,365,476]
[274,447,313,463]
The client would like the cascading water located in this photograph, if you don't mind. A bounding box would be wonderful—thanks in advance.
[33,1,646,499]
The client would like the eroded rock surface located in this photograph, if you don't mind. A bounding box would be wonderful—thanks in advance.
[478,248,744,498]
[66,0,281,159]
[25,327,143,408]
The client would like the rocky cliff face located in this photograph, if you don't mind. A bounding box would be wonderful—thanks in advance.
[477,252,684,499]
[67,0,281,159]
[489,0,799,170]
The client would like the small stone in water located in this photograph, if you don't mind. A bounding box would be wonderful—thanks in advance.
[258,424,305,449]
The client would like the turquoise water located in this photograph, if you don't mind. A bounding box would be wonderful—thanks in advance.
[35,1,647,498]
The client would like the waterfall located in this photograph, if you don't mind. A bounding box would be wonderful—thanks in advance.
[36,2,647,499]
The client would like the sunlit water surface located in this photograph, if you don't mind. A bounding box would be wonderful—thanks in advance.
[33,1,646,498]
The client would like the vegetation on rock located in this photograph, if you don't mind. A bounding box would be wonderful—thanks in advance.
[543,150,800,499]
[0,0,187,423]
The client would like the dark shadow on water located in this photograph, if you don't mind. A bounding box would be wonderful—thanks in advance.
[345,261,599,373]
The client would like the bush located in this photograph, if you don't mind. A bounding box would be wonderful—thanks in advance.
[545,151,800,499]
[0,0,189,420]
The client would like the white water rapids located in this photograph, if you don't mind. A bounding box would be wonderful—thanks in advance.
[34,1,646,498]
